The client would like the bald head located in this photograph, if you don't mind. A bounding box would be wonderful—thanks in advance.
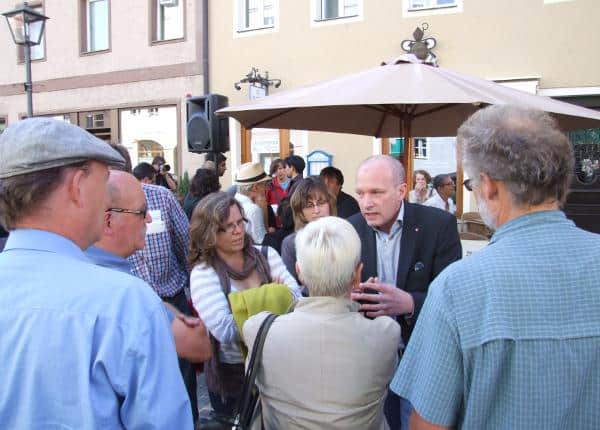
[357,155,405,186]
[355,155,407,233]
[97,171,150,258]
[107,171,143,208]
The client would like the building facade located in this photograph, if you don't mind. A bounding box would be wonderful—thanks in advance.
[207,0,600,213]
[0,0,209,178]
[1,0,599,218]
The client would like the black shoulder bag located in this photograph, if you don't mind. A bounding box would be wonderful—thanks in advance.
[200,313,278,430]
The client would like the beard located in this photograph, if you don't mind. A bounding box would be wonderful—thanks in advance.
[477,196,497,230]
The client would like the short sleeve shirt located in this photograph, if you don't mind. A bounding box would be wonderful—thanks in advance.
[391,211,600,429]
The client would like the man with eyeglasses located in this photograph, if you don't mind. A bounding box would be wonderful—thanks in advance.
[423,174,456,214]
[0,118,192,428]
[391,106,600,430]
[86,171,211,366]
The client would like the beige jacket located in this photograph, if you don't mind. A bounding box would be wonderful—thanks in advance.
[243,297,401,430]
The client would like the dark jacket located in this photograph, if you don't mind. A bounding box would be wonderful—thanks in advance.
[336,191,360,219]
[348,202,461,345]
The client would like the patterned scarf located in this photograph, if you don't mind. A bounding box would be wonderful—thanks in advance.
[206,243,272,403]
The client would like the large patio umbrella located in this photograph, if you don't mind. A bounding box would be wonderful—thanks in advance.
[217,54,600,199]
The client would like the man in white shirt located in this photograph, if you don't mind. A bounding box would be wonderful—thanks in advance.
[424,174,456,214]
[234,162,271,244]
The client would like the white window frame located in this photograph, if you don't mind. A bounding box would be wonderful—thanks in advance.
[153,0,184,43]
[402,0,462,17]
[414,138,428,160]
[85,0,109,52]
[233,0,279,37]
[311,0,363,24]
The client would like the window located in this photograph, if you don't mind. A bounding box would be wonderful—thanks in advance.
[408,0,456,10]
[414,138,428,159]
[152,0,184,42]
[314,0,359,21]
[120,106,179,174]
[0,118,7,135]
[82,0,109,53]
[236,0,276,32]
[17,3,45,62]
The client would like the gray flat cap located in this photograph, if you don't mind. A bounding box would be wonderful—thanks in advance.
[0,117,125,179]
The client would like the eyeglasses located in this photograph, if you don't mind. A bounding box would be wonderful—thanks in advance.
[463,179,476,192]
[106,207,148,217]
[218,218,247,234]
[442,182,455,187]
[304,200,328,210]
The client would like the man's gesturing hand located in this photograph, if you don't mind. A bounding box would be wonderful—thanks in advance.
[351,277,414,318]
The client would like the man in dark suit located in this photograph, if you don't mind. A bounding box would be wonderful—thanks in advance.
[349,155,461,430]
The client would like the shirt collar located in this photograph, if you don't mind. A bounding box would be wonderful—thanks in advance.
[294,296,360,313]
[370,201,404,235]
[85,246,132,274]
[235,192,253,205]
[3,229,88,262]
[490,210,570,245]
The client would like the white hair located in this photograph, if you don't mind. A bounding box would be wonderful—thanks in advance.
[295,216,361,297]
[237,183,254,194]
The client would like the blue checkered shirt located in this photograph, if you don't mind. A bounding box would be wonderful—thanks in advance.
[391,210,600,429]
[129,184,189,298]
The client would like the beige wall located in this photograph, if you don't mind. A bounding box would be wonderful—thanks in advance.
[208,0,600,194]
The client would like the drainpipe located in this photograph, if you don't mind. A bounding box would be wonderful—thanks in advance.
[201,0,209,94]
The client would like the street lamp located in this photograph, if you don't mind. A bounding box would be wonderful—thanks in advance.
[3,2,49,118]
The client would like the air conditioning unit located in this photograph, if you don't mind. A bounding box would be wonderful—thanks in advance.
[159,0,178,7]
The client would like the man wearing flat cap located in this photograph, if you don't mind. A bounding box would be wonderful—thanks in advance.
[0,118,192,429]
[235,162,272,244]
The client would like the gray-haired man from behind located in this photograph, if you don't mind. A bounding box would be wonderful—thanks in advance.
[0,118,192,429]
[391,106,600,430]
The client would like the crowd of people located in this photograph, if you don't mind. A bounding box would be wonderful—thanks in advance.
[0,104,599,430]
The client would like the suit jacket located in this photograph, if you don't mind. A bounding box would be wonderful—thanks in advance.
[348,202,461,345]
[243,297,400,430]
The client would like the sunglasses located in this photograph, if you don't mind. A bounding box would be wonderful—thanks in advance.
[463,179,475,192]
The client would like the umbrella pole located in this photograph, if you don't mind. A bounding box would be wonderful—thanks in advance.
[402,120,414,193]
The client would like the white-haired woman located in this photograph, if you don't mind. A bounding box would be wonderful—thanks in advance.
[243,217,401,430]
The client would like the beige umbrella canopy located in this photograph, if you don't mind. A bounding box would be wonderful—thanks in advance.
[218,55,600,136]
[218,55,600,203]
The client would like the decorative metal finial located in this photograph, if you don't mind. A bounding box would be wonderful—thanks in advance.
[401,23,438,65]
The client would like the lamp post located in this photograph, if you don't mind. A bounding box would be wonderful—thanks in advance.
[3,2,48,118]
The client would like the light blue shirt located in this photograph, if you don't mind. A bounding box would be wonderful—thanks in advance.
[85,245,175,323]
[391,211,600,429]
[373,203,404,286]
[0,229,193,429]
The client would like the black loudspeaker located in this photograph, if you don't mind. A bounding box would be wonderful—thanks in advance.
[186,94,230,153]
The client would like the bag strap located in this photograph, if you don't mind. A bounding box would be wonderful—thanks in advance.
[236,312,278,427]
